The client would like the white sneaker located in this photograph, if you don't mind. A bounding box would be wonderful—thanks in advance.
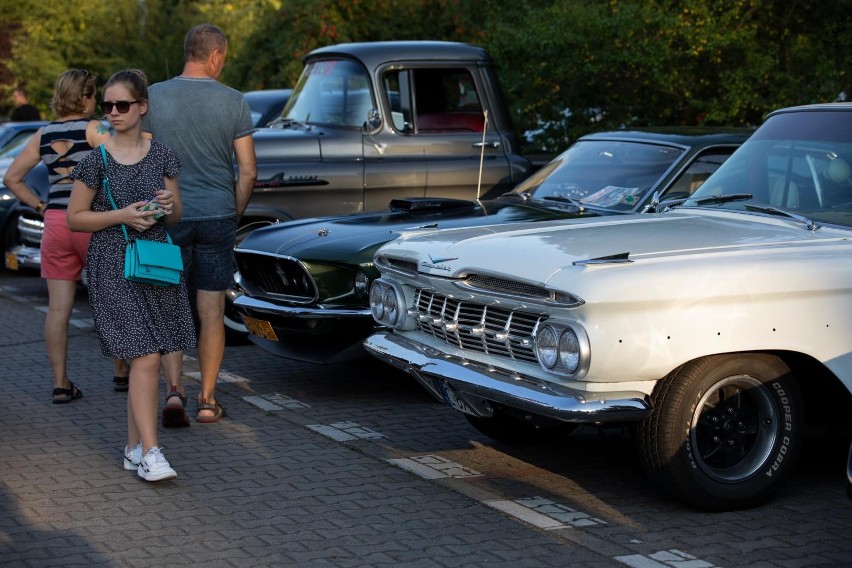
[137,446,177,481]
[123,443,142,471]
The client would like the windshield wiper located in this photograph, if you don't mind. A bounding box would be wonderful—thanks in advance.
[541,195,585,212]
[744,204,820,231]
[693,193,753,206]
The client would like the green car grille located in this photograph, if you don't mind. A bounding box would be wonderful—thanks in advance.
[236,253,318,302]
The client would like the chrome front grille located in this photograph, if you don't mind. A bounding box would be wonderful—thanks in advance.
[414,289,544,363]
[235,252,318,303]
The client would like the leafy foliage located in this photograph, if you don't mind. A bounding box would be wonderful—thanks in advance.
[2,0,849,153]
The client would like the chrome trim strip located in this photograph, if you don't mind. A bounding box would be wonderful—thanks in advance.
[234,294,372,319]
[364,332,651,423]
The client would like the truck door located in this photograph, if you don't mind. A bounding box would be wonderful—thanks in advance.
[363,66,512,211]
[362,68,427,211]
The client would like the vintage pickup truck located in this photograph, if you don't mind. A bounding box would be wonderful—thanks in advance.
[364,103,852,511]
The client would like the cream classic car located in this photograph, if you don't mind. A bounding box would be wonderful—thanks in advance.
[363,103,852,511]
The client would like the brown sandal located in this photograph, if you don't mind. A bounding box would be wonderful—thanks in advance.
[162,387,190,428]
[196,399,226,423]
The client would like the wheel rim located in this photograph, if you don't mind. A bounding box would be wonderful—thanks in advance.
[690,374,778,483]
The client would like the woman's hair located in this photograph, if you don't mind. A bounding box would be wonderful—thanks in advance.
[51,69,96,117]
[184,23,227,62]
[103,69,149,105]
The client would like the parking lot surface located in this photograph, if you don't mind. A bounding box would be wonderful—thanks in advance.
[1,270,850,567]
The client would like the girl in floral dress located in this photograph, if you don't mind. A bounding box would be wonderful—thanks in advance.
[68,70,196,481]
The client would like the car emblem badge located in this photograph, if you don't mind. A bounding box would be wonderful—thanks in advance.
[421,253,458,271]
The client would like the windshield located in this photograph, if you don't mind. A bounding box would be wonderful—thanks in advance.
[510,140,684,212]
[685,108,852,227]
[282,58,374,128]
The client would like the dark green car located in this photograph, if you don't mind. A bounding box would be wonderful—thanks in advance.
[232,127,752,363]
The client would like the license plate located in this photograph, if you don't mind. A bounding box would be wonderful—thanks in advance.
[436,380,477,415]
[242,315,278,341]
[5,251,18,271]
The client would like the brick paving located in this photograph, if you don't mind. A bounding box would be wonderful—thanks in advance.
[2,272,852,568]
[0,281,617,567]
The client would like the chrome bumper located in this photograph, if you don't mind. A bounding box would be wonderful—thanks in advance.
[233,294,372,319]
[364,332,651,423]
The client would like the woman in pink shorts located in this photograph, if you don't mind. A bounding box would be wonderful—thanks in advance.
[3,69,129,402]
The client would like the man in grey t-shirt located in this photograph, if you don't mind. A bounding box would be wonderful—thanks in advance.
[144,23,257,426]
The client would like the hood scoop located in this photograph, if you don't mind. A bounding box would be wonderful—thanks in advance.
[573,252,632,266]
[388,197,477,213]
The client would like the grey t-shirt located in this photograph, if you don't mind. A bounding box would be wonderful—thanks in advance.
[144,77,254,220]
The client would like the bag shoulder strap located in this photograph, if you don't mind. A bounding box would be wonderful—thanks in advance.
[99,145,131,244]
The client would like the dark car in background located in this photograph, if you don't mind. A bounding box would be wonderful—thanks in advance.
[0,122,47,261]
[244,89,292,127]
[0,121,45,153]
[231,127,752,361]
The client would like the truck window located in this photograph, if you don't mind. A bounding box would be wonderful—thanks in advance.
[382,68,485,134]
[286,59,374,128]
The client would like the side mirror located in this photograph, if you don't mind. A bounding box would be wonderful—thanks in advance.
[366,108,382,131]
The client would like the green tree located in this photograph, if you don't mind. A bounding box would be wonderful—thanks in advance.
[1,0,276,118]
[482,0,851,151]
[228,0,483,90]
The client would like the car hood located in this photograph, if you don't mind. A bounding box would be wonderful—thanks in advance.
[236,198,594,264]
[378,209,852,296]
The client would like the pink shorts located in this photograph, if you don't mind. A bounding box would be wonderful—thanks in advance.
[40,209,92,281]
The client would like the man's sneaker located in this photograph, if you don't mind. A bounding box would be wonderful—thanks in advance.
[137,446,177,481]
[123,443,142,471]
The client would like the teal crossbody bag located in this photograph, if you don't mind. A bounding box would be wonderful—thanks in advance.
[99,145,183,286]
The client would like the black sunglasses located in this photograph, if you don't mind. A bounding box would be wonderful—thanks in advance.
[103,100,141,114]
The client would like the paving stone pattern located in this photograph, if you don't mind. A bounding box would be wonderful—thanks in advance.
[0,281,616,568]
[1,273,851,567]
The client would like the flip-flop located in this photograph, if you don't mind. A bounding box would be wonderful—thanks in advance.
[162,387,190,428]
[53,381,83,404]
[196,399,226,423]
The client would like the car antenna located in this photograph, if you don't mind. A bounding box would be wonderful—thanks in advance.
[476,110,489,214]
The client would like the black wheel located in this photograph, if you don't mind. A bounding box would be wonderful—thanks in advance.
[465,406,577,446]
[846,441,852,500]
[224,312,251,345]
[638,354,802,511]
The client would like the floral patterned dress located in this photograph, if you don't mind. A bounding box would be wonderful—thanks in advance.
[71,141,196,359]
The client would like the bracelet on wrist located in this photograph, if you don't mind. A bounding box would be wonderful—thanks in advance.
[35,201,45,213]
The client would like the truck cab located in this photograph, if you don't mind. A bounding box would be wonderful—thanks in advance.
[250,41,534,220]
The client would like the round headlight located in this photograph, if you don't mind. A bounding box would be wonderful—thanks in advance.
[383,287,399,326]
[354,271,370,298]
[369,283,385,320]
[558,328,580,374]
[535,325,559,369]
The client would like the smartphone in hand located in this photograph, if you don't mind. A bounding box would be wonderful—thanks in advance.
[138,198,165,220]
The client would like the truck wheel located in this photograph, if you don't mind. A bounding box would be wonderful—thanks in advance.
[465,408,576,446]
[637,354,802,511]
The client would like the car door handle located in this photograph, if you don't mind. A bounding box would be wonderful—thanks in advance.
[473,141,500,149]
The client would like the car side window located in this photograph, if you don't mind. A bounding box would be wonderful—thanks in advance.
[382,68,485,134]
[661,149,735,201]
